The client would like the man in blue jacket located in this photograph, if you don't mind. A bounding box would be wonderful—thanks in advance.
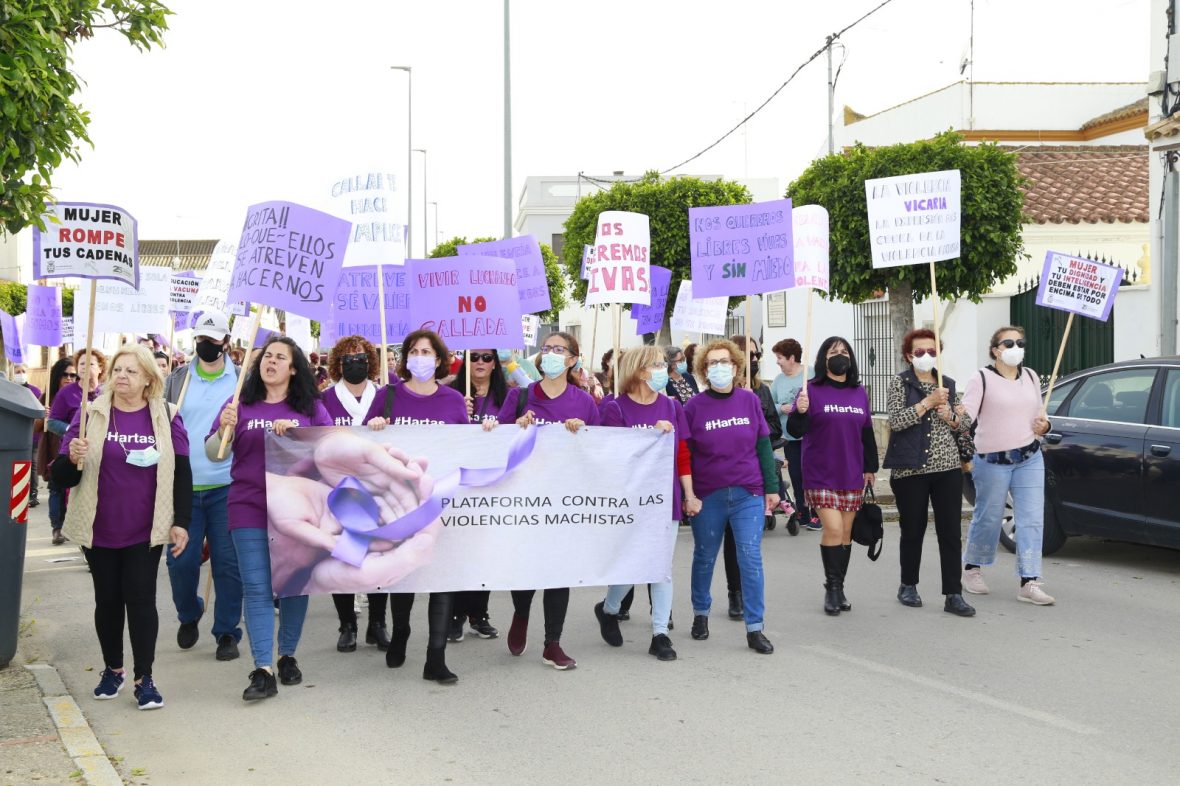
[164,310,242,660]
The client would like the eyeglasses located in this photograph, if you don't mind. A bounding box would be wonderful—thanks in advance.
[995,339,1026,349]
[469,352,496,363]
[62,373,79,380]
[705,359,733,368]
[649,361,668,370]
[341,352,368,363]
[749,351,763,360]
[911,348,937,358]
[540,346,570,355]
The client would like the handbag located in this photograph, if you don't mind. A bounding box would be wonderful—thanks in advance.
[851,484,883,561]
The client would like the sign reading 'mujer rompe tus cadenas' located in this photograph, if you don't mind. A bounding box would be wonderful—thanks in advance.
[33,202,139,288]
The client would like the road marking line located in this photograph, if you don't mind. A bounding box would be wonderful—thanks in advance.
[801,644,1099,736]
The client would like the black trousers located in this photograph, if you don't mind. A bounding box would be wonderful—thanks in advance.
[82,543,163,680]
[723,525,740,592]
[331,593,388,627]
[784,440,808,516]
[889,468,964,595]
[389,592,453,650]
[452,590,491,622]
[510,588,569,643]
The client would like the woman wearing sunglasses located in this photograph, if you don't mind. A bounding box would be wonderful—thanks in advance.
[960,327,1055,606]
[883,329,975,617]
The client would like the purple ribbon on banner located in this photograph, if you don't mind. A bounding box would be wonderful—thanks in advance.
[327,425,540,567]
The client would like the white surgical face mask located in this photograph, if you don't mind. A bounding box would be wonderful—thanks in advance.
[12,373,27,385]
[126,446,160,468]
[540,352,567,379]
[911,354,937,373]
[1000,346,1025,367]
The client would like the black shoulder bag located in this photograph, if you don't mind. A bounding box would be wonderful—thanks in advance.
[851,484,884,561]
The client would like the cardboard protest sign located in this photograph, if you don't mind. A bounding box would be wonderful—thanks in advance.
[286,313,314,354]
[1035,252,1121,321]
[670,280,729,335]
[580,245,595,280]
[33,202,139,287]
[73,266,171,346]
[25,284,62,346]
[321,265,411,347]
[228,201,351,323]
[0,310,23,363]
[169,270,201,315]
[328,170,406,267]
[865,169,961,268]
[61,317,74,346]
[457,235,551,314]
[521,314,541,347]
[630,265,673,334]
[689,199,794,297]
[585,212,651,306]
[407,256,524,350]
[190,239,241,323]
[792,205,830,292]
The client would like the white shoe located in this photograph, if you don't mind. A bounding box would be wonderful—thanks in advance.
[1017,580,1055,606]
[962,567,989,595]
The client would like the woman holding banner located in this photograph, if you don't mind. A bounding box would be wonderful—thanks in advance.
[883,329,976,617]
[52,345,191,710]
[208,337,333,701]
[320,335,393,654]
[366,329,466,684]
[683,339,778,654]
[960,327,1056,606]
[787,337,879,617]
[595,345,692,662]
[502,330,599,670]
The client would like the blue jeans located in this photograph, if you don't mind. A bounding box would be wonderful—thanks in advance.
[963,449,1045,579]
[48,478,66,530]
[166,486,242,641]
[690,487,766,632]
[605,581,673,636]
[231,528,308,669]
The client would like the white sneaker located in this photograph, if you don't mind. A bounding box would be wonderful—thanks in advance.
[962,567,989,595]
[1017,580,1055,606]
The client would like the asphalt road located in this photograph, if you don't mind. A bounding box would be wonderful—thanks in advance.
[18,500,1180,785]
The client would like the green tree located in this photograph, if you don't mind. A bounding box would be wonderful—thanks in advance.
[0,1,172,234]
[786,131,1025,349]
[560,172,752,341]
[427,235,567,323]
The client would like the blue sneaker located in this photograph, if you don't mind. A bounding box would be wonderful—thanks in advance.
[92,668,125,700]
[806,515,823,532]
[133,677,164,710]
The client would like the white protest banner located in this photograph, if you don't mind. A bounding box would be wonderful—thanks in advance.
[61,317,74,346]
[585,211,651,306]
[191,238,242,321]
[73,266,171,347]
[169,270,201,315]
[521,314,541,347]
[670,280,729,335]
[33,202,139,287]
[1035,251,1121,321]
[286,313,313,354]
[865,169,961,269]
[265,425,675,596]
[792,205,830,292]
[327,169,406,267]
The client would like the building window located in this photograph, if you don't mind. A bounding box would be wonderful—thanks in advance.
[551,233,564,258]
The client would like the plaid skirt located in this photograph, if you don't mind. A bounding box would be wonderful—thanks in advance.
[805,488,864,513]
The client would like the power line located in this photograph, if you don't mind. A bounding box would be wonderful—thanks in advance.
[659,0,901,176]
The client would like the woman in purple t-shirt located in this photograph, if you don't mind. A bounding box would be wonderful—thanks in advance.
[366,329,466,684]
[787,336,879,617]
[53,345,191,711]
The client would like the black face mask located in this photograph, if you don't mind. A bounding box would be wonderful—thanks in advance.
[342,359,370,384]
[827,355,851,375]
[195,340,225,363]
[750,359,760,378]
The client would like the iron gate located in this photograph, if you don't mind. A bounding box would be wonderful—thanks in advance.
[854,299,895,414]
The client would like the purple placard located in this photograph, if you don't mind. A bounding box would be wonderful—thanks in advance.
[173,312,189,333]
[228,201,351,322]
[688,198,794,297]
[456,235,551,314]
[407,256,525,350]
[0,310,23,364]
[25,284,62,347]
[580,244,595,280]
[32,201,139,288]
[321,266,411,347]
[253,327,276,349]
[1035,251,1121,322]
[630,265,672,335]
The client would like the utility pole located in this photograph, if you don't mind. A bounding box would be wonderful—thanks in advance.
[826,35,835,156]
[503,0,513,239]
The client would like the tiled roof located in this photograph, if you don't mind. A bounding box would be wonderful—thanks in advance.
[1081,98,1148,131]
[1013,145,1148,224]
[135,239,219,271]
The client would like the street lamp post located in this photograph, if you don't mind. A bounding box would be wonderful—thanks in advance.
[413,148,427,256]
[429,201,439,248]
[503,0,512,239]
[391,66,413,257]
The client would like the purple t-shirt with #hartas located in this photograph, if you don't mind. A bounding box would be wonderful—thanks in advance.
[800,382,872,491]
[62,405,189,548]
[472,387,519,424]
[211,398,333,529]
[49,382,98,425]
[321,382,382,427]
[364,383,468,426]
[683,389,769,500]
[505,383,601,426]
[602,393,691,520]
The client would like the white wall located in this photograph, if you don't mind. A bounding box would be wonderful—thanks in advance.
[762,287,857,381]
[1113,285,1161,359]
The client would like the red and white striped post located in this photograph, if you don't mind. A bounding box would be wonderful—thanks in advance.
[10,461,31,524]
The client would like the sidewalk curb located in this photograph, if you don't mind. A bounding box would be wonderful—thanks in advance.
[23,664,122,786]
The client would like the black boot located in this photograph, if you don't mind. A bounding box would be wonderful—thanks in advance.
[336,621,358,652]
[821,545,842,616]
[727,590,744,620]
[618,586,634,621]
[838,544,853,612]
[386,624,410,668]
[422,593,458,684]
[366,621,391,650]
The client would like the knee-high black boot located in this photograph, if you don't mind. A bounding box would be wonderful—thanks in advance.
[386,593,413,668]
[820,545,842,616]
[423,593,458,684]
[838,544,852,611]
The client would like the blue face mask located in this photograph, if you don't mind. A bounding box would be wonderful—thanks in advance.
[573,358,583,372]
[497,349,512,361]
[646,369,669,392]
[540,352,567,379]
[707,363,734,389]
[676,361,688,376]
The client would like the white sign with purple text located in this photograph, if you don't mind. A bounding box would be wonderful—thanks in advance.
[865,169,960,269]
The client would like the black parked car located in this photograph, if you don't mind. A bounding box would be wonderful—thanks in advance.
[965,356,1180,555]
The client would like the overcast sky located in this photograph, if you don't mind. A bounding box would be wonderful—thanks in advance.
[47,0,1149,253]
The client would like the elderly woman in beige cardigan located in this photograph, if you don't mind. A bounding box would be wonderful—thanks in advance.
[53,345,192,711]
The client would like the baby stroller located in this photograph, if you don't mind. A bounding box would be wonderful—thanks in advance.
[764,438,799,535]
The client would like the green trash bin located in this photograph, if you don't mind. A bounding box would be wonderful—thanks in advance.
[0,379,49,669]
